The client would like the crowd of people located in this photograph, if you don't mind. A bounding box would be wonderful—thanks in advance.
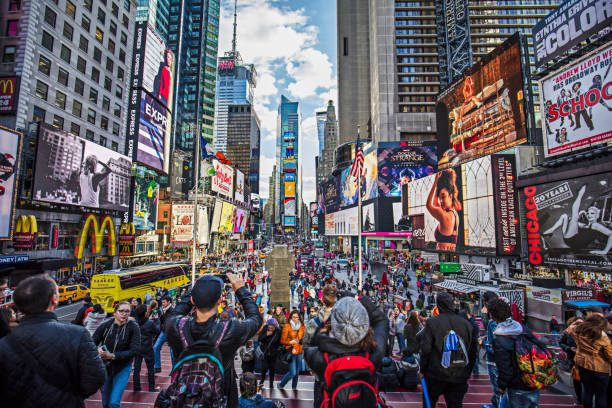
[0,249,606,408]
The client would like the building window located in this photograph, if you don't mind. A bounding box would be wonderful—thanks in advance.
[63,22,74,40]
[38,55,51,75]
[97,7,106,24]
[101,115,108,130]
[41,30,54,51]
[79,35,88,52]
[115,84,122,98]
[111,141,118,151]
[55,90,66,109]
[109,21,117,36]
[91,67,100,83]
[112,122,120,136]
[83,0,92,12]
[74,77,84,95]
[81,15,91,32]
[113,103,121,117]
[99,136,107,147]
[33,106,46,122]
[35,80,49,100]
[106,58,114,73]
[65,0,76,19]
[123,0,130,11]
[70,122,80,136]
[89,88,98,104]
[122,14,129,28]
[112,2,119,17]
[117,67,124,81]
[118,49,125,63]
[9,0,21,11]
[60,44,71,63]
[6,20,19,37]
[95,27,104,43]
[102,96,110,111]
[343,37,348,56]
[104,76,112,91]
[86,129,94,140]
[72,100,82,117]
[58,67,69,86]
[120,31,127,45]
[87,108,96,124]
[76,56,86,73]
[2,46,16,63]
[93,47,102,63]
[53,114,64,130]
[107,39,115,54]
[44,7,57,28]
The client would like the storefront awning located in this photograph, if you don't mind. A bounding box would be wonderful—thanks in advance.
[565,300,610,308]
[434,280,479,294]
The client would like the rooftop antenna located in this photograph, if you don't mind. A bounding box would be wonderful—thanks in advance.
[232,0,238,56]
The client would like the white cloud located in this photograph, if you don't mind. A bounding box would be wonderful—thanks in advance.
[286,48,335,99]
[258,155,277,199]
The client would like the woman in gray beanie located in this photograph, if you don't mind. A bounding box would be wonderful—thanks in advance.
[304,294,388,408]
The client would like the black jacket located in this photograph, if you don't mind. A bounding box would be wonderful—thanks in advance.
[0,312,106,407]
[159,305,174,331]
[402,323,420,356]
[71,302,93,326]
[559,330,577,367]
[136,317,160,355]
[493,324,539,391]
[257,324,281,358]
[304,296,388,408]
[166,286,262,408]
[419,311,478,383]
[92,318,141,374]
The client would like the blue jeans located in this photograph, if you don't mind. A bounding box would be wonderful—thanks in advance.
[153,331,175,369]
[101,363,132,408]
[396,333,406,351]
[487,363,501,407]
[279,354,301,389]
[505,389,540,408]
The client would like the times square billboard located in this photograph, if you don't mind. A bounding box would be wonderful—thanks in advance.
[436,33,528,170]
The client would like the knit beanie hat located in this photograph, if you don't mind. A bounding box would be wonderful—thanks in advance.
[330,297,370,346]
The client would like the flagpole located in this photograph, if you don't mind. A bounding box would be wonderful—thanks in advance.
[357,125,362,292]
[192,124,201,287]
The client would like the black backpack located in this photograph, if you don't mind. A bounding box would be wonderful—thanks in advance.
[154,317,229,408]
[377,357,399,392]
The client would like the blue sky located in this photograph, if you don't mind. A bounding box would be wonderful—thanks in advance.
[218,0,338,204]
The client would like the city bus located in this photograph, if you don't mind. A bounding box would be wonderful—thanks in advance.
[90,263,190,312]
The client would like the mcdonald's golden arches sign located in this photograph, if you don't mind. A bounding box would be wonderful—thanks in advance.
[74,214,117,259]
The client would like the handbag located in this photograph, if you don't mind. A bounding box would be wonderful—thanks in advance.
[255,345,265,360]
[571,365,580,381]
[281,347,293,363]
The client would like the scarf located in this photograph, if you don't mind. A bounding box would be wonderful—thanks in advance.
[290,320,302,331]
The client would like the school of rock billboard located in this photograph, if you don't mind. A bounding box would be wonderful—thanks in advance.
[0,127,20,239]
[522,172,612,270]
[33,124,131,212]
[403,154,519,255]
[540,42,612,158]
[532,0,612,68]
[436,34,527,170]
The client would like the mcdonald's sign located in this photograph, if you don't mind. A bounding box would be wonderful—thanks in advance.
[13,215,37,250]
[119,222,135,257]
[0,77,18,114]
[74,214,117,259]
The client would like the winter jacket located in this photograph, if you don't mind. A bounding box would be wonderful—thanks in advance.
[559,330,577,368]
[388,315,396,336]
[483,319,498,362]
[136,317,160,355]
[273,311,287,327]
[378,356,399,391]
[238,394,276,408]
[159,304,174,331]
[257,324,281,358]
[395,313,406,334]
[166,286,263,408]
[0,312,106,407]
[303,307,332,346]
[403,323,420,356]
[71,302,93,326]
[83,312,107,336]
[492,319,539,391]
[419,310,478,383]
[567,324,612,374]
[304,296,388,408]
[280,322,305,355]
[92,318,141,375]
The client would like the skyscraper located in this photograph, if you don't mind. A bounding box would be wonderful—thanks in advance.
[316,109,327,157]
[226,103,260,194]
[275,95,300,231]
[317,101,338,187]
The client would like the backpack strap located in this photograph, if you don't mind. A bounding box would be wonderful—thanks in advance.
[178,316,192,348]
[215,320,230,348]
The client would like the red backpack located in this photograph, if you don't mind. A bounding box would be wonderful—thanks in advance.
[321,352,388,408]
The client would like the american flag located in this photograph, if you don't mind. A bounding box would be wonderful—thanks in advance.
[349,146,364,180]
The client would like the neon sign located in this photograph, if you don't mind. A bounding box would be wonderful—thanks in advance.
[218,60,235,72]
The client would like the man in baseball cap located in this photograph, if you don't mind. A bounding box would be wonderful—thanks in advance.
[166,273,262,408]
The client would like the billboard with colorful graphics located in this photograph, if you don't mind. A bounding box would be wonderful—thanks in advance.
[0,126,20,239]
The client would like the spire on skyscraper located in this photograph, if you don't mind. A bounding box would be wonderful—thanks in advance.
[226,0,242,61]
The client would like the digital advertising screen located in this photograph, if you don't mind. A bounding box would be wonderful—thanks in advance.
[210,199,223,233]
[235,169,245,203]
[284,216,296,227]
[132,173,158,231]
[540,42,612,158]
[33,124,131,211]
[362,202,376,232]
[322,177,340,214]
[436,34,527,170]
[137,91,171,173]
[284,197,296,216]
[522,172,612,270]
[377,144,437,197]
[309,202,318,218]
[0,126,20,239]
[219,202,235,233]
[212,159,234,198]
[172,204,194,243]
[284,181,296,198]
[361,150,378,200]
[340,167,358,207]
[140,23,175,109]
[233,208,245,233]
[170,151,191,199]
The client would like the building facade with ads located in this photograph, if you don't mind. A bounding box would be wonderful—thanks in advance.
[0,127,20,239]
[275,95,300,230]
[540,42,612,158]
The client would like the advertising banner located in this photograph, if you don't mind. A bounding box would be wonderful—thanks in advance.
[411,214,426,249]
[248,239,254,253]
[285,173,295,182]
[250,193,261,209]
[33,124,131,211]
[362,150,378,200]
[309,202,318,218]
[119,223,135,257]
[283,157,297,172]
[522,172,612,270]
[436,34,527,169]
[540,42,612,158]
[284,181,296,198]
[210,199,223,233]
[212,159,234,198]
[526,287,562,305]
[284,216,296,227]
[137,91,171,172]
[377,144,437,197]
[322,177,340,213]
[284,197,296,216]
[0,77,19,114]
[219,202,235,233]
[170,151,190,199]
[171,204,194,243]
[132,175,158,230]
[340,167,358,207]
[235,169,245,203]
[363,203,376,232]
[198,205,209,244]
[462,156,495,249]
[532,0,612,68]
[325,213,335,232]
[233,208,246,233]
[0,127,20,239]
[13,215,37,250]
[491,155,520,255]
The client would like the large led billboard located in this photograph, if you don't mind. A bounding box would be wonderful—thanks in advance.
[219,202,235,233]
[340,167,358,207]
[233,208,246,233]
[362,150,378,200]
[540,42,612,158]
[322,177,340,213]
[132,174,158,230]
[0,126,20,239]
[212,159,234,198]
[377,144,437,197]
[284,181,296,198]
[284,198,296,216]
[33,124,131,211]
[170,151,191,199]
[522,172,612,270]
[137,91,171,172]
[235,169,245,203]
[436,34,527,170]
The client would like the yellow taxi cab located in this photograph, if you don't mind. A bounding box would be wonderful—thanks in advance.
[58,285,90,304]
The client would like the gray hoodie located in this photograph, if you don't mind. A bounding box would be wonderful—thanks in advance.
[493,318,523,337]
[84,312,108,336]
